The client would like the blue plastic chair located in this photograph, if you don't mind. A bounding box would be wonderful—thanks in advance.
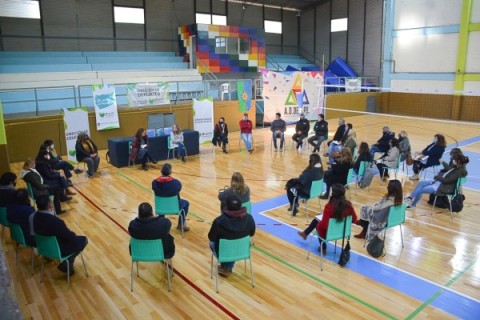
[130,238,172,292]
[293,179,323,220]
[155,195,186,238]
[35,235,88,289]
[210,236,254,292]
[0,207,9,241]
[432,177,467,219]
[9,223,35,275]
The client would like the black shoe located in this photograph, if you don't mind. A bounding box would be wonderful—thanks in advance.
[57,209,67,215]
[292,208,298,216]
[60,195,72,202]
[142,164,148,171]
[223,149,228,154]
[74,169,84,174]
[152,160,158,164]
[181,156,186,162]
[67,180,73,187]
[319,194,329,200]
[57,261,74,275]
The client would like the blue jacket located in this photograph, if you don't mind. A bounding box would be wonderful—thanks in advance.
[422,143,445,167]
[152,176,184,200]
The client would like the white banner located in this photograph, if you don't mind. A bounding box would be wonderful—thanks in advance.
[63,107,90,163]
[92,84,120,131]
[261,70,324,122]
[346,78,361,92]
[127,82,170,107]
[192,97,214,144]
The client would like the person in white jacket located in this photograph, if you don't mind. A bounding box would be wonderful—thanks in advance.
[375,138,400,181]
[170,124,186,162]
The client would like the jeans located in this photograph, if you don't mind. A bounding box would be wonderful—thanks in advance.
[409,180,439,206]
[272,132,284,149]
[210,241,235,270]
[82,156,100,176]
[304,219,319,236]
[175,142,186,158]
[308,135,327,151]
[179,199,189,223]
[286,187,309,206]
[370,145,384,158]
[292,133,306,147]
[54,160,74,179]
[241,133,252,150]
[140,149,155,166]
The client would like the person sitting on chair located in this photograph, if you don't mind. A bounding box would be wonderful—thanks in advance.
[212,117,229,154]
[152,163,191,232]
[271,112,286,152]
[353,142,372,174]
[0,172,17,208]
[218,172,250,212]
[292,113,310,150]
[375,138,400,181]
[130,128,157,171]
[32,195,88,276]
[128,202,175,259]
[36,148,76,199]
[308,114,328,153]
[404,153,468,209]
[370,126,395,158]
[324,118,348,161]
[354,179,403,239]
[42,139,83,184]
[398,131,411,162]
[75,132,100,178]
[239,113,254,153]
[286,154,324,216]
[208,194,256,277]
[321,148,354,199]
[409,134,446,180]
[7,188,36,247]
[170,124,187,163]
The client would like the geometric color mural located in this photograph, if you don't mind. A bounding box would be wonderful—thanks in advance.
[179,24,266,73]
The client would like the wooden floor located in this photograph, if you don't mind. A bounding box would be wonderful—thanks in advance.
[2,114,480,319]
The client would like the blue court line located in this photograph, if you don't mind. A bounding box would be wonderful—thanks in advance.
[252,195,480,319]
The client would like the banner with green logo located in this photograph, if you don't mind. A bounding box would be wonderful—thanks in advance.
[92,84,120,130]
[63,107,90,163]
[127,82,170,107]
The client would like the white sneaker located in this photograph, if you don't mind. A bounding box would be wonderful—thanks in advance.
[403,197,413,206]
[409,174,419,180]
[274,148,278,152]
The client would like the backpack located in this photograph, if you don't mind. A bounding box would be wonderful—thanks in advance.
[358,165,374,188]
[367,235,385,258]
[451,194,465,212]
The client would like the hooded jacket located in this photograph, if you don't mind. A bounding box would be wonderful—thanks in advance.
[128,215,175,259]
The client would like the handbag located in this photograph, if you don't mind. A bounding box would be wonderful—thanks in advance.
[450,193,465,212]
[406,153,414,166]
[367,235,385,258]
[338,214,351,267]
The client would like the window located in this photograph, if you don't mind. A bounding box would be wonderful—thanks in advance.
[196,13,227,26]
[215,37,250,54]
[239,38,250,54]
[0,0,40,19]
[114,6,144,24]
[331,18,348,32]
[215,37,227,53]
[264,20,282,34]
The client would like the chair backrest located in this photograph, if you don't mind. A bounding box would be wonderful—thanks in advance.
[394,154,401,169]
[346,169,354,186]
[325,215,352,241]
[9,223,27,246]
[221,83,230,93]
[128,140,133,154]
[353,147,358,160]
[218,236,251,263]
[309,179,323,199]
[386,204,406,229]
[242,201,252,214]
[358,161,369,177]
[455,177,467,196]
[26,183,36,201]
[130,238,165,262]
[167,136,174,150]
[154,195,181,216]
[35,235,62,259]
[0,207,8,227]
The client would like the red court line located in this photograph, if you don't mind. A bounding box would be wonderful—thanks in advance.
[73,186,240,320]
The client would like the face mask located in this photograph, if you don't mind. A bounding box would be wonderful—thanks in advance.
[433,137,437,143]
[50,144,54,149]
[452,160,457,166]
[219,121,224,124]
[243,117,247,121]
[46,155,51,160]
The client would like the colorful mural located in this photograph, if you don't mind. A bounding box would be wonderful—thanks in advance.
[179,24,266,73]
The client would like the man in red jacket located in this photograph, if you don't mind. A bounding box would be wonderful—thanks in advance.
[239,113,254,153]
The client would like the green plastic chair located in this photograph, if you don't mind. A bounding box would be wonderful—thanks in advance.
[345,169,355,198]
[210,236,254,293]
[380,154,401,180]
[352,161,371,191]
[293,179,323,220]
[26,183,37,209]
[35,235,88,289]
[384,204,407,248]
[9,223,35,275]
[0,207,9,241]
[432,177,467,219]
[130,238,172,292]
[242,201,252,215]
[155,195,186,238]
[308,216,352,271]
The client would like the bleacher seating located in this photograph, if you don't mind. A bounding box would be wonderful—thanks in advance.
[267,54,317,71]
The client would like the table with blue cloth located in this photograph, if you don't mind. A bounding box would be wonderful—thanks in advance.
[107,129,200,168]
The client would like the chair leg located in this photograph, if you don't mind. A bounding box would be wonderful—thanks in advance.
[399,225,404,248]
[165,260,172,292]
[80,252,88,277]
[215,262,220,293]
[40,256,44,283]
[449,198,453,219]
[136,261,139,277]
[30,248,34,276]
[180,210,185,238]
[15,244,19,265]
[131,260,134,292]
[66,260,70,290]
[210,254,214,279]
[320,241,324,271]
[249,258,255,288]
[432,195,437,215]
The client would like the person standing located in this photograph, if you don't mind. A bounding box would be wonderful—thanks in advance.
[239,113,254,153]
[271,112,286,151]
[130,128,157,170]
[308,114,328,153]
[212,117,229,154]
[292,113,310,150]
[75,132,100,178]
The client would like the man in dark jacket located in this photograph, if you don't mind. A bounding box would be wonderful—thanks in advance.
[292,113,310,150]
[308,113,328,153]
[32,195,88,275]
[7,189,36,247]
[208,194,256,277]
[0,172,17,208]
[271,112,287,151]
[128,202,175,259]
[370,126,395,157]
[152,163,190,232]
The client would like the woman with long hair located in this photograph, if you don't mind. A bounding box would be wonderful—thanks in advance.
[354,179,403,239]
[353,142,372,174]
[212,117,229,153]
[410,133,447,180]
[398,131,411,162]
[171,124,187,162]
[286,153,324,216]
[375,137,400,181]
[130,128,157,170]
[298,184,357,255]
[75,132,100,178]
[218,172,250,211]
[321,148,354,199]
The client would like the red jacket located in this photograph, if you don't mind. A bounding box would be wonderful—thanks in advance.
[316,202,358,239]
[239,119,253,134]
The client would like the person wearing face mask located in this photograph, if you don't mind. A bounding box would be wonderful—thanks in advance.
[404,153,468,209]
[75,132,100,178]
[375,138,400,181]
[370,126,395,158]
[42,139,83,184]
[292,113,310,150]
[239,113,254,153]
[130,128,157,170]
[409,134,447,180]
[270,112,286,151]
[212,117,229,154]
[397,131,411,162]
[170,123,187,162]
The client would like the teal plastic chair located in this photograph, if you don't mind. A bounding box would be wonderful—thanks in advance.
[130,238,172,292]
[9,223,35,275]
[155,195,186,238]
[35,235,88,289]
[308,216,352,271]
[242,201,252,215]
[345,169,355,198]
[128,140,136,167]
[167,136,188,160]
[210,236,254,293]
[432,177,467,219]
[0,207,9,241]
[380,154,401,180]
[293,179,323,220]
[26,183,36,208]
[352,161,370,191]
[385,204,407,248]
